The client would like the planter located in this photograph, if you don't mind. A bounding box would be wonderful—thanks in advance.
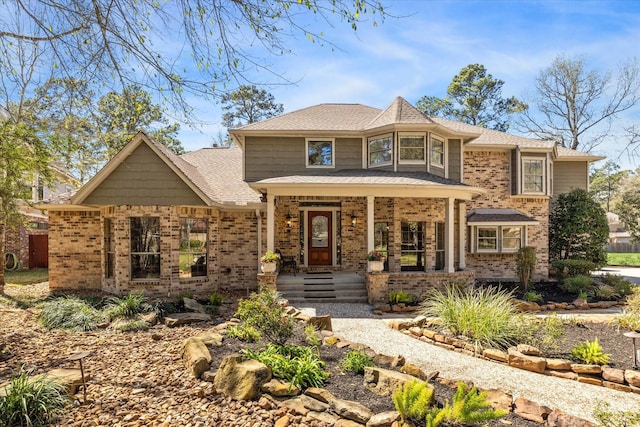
[368,260,384,273]
[261,262,277,273]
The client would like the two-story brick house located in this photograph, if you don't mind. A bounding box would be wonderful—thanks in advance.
[43,97,601,300]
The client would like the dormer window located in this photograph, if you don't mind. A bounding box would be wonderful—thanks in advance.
[398,133,426,164]
[368,134,393,167]
[430,135,445,167]
[306,139,334,168]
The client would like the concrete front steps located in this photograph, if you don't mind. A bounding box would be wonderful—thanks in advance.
[276,272,368,303]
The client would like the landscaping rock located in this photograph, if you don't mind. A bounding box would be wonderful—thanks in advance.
[546,358,572,370]
[513,397,551,423]
[483,348,508,363]
[330,398,374,424]
[299,394,330,412]
[366,411,400,427]
[305,387,335,404]
[400,363,434,380]
[335,419,366,427]
[601,366,625,384]
[181,337,212,378]
[373,354,405,369]
[164,312,211,327]
[571,364,602,375]
[625,369,640,387]
[261,378,300,396]
[546,409,596,427]
[507,348,546,373]
[363,366,426,397]
[308,315,332,331]
[307,410,340,424]
[484,389,513,413]
[183,297,207,313]
[516,344,541,356]
[43,368,88,394]
[214,354,272,400]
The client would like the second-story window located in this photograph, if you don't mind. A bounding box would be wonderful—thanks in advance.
[522,157,545,194]
[306,139,334,167]
[430,135,445,167]
[399,134,426,164]
[369,134,393,167]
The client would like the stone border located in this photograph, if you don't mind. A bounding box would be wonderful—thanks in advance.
[388,316,640,396]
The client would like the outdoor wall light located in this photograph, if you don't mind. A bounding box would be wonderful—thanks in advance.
[351,212,357,226]
[286,213,292,231]
[624,331,640,369]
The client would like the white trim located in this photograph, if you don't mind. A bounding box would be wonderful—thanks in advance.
[368,133,394,168]
[267,194,275,251]
[361,137,368,169]
[458,201,466,269]
[445,198,455,273]
[398,132,427,165]
[305,138,335,168]
[367,196,375,255]
[476,226,499,253]
[472,224,527,253]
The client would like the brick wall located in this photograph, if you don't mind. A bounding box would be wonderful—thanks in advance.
[464,151,549,280]
[49,206,260,298]
[366,271,475,304]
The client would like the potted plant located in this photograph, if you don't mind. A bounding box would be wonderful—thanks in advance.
[260,250,280,273]
[366,250,385,273]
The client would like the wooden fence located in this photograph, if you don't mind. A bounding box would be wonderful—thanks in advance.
[605,243,640,253]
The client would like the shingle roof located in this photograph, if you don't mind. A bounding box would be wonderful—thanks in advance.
[556,145,604,160]
[466,208,538,223]
[180,147,261,205]
[367,97,434,128]
[253,169,466,187]
[236,103,382,132]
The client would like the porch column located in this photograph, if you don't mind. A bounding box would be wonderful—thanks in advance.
[458,201,466,269]
[445,198,455,273]
[256,209,263,269]
[267,194,275,251]
[367,195,375,253]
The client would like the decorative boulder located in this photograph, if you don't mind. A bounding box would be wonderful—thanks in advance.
[214,354,272,400]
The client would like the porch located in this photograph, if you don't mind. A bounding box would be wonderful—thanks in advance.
[276,271,367,303]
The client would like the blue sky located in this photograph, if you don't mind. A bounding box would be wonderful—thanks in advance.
[179,0,640,167]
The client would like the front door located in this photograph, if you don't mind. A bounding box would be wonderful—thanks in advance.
[308,211,332,266]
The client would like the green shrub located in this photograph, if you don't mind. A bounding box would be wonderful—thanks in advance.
[235,287,293,345]
[388,290,414,304]
[522,291,543,303]
[593,401,640,427]
[593,285,620,301]
[599,274,634,297]
[513,314,566,354]
[0,367,71,426]
[304,324,322,347]
[551,259,596,280]
[570,338,610,365]
[560,275,594,295]
[105,293,151,320]
[419,285,519,351]
[341,350,373,374]
[426,382,506,427]
[226,324,261,342]
[625,288,640,313]
[516,246,537,292]
[243,343,330,388]
[616,311,640,332]
[39,297,104,331]
[208,292,225,306]
[392,379,434,426]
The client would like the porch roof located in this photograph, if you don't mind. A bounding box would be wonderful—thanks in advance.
[466,208,539,225]
[249,169,486,200]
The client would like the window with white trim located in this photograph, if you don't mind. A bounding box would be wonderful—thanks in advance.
[522,157,545,194]
[430,135,445,167]
[306,139,334,167]
[398,134,426,163]
[473,225,525,253]
[179,218,208,278]
[368,135,393,166]
[130,217,160,279]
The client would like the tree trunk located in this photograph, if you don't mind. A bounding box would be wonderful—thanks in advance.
[0,223,5,294]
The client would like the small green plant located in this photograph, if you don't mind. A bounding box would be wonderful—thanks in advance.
[516,246,537,292]
[208,292,225,306]
[625,288,640,313]
[522,291,543,303]
[560,275,594,295]
[0,366,71,426]
[112,319,150,332]
[426,382,506,427]
[260,250,280,263]
[304,324,322,347]
[392,379,434,426]
[513,314,566,354]
[419,285,519,351]
[593,284,620,301]
[599,274,634,297]
[388,290,414,305]
[105,293,151,320]
[235,287,293,345]
[570,338,610,365]
[242,343,330,388]
[593,400,640,427]
[39,297,104,331]
[341,350,373,374]
[226,324,261,342]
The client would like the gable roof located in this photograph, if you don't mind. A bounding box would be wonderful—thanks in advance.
[367,96,434,129]
[68,132,261,208]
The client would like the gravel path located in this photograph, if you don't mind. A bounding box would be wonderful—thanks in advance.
[298,303,640,424]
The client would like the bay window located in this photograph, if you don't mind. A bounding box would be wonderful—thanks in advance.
[369,135,393,166]
[399,134,426,163]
